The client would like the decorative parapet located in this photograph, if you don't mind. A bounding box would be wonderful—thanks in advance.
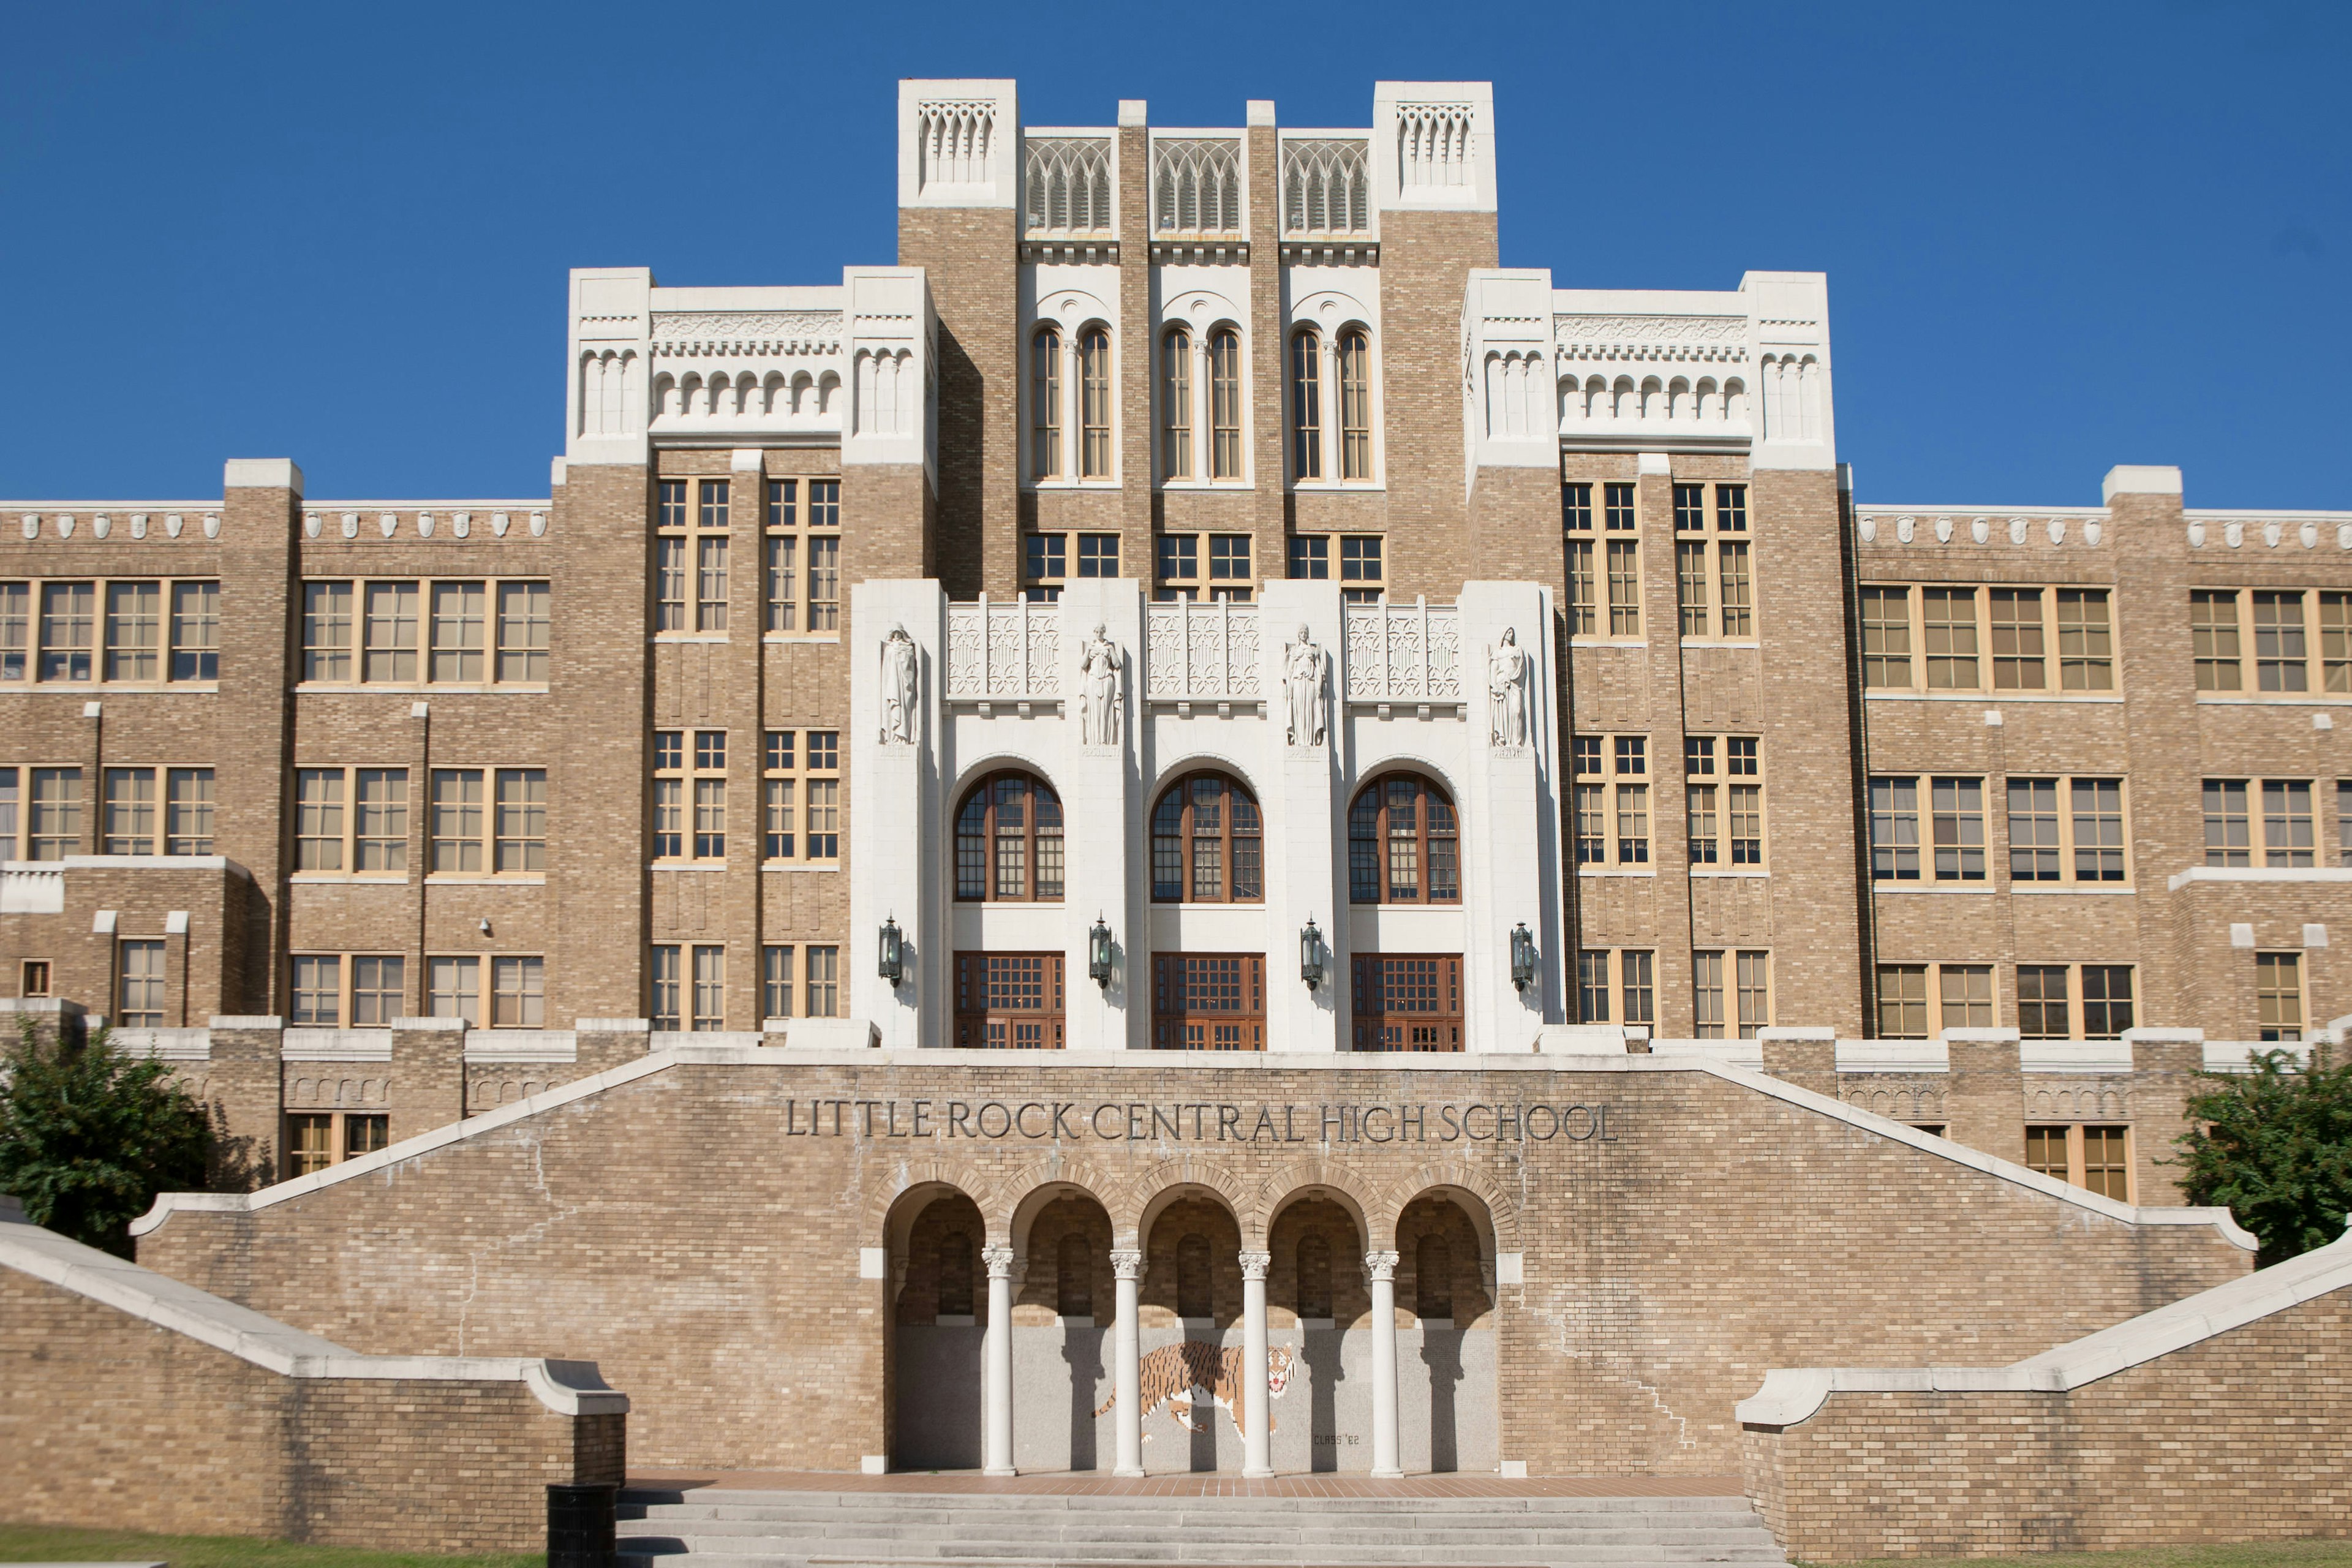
[945,595,1061,704]
[1343,596,1462,706]
[1150,136,1244,236]
[2182,509,2352,552]
[1022,134,1114,235]
[11,507,222,543]
[1,864,63,914]
[300,504,549,542]
[1144,597,1261,703]
[1281,136,1372,236]
[1855,507,2108,547]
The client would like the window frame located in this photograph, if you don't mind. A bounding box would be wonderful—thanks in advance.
[287,951,408,1027]
[2004,775,2132,886]
[953,951,1068,1049]
[300,574,552,685]
[1149,771,1265,905]
[762,477,843,637]
[762,728,841,867]
[954,771,1066,903]
[2,576,224,687]
[1351,953,1465,1052]
[1572,737,1650,872]
[653,729,728,865]
[1347,772,1463,905]
[284,1110,390,1180]
[1684,734,1766,872]
[291,765,410,880]
[1153,952,1267,1051]
[2204,776,2316,867]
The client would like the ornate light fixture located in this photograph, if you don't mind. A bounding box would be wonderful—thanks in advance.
[1509,922,1537,992]
[878,916,905,986]
[1088,916,1115,989]
[1299,918,1328,989]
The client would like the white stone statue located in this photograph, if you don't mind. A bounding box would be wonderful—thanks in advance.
[879,625,919,745]
[1283,624,1328,747]
[1488,627,1528,748]
[1077,623,1123,747]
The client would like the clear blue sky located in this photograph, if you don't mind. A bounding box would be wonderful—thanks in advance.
[3,1,2345,508]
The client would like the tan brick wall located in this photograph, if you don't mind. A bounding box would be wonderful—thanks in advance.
[136,1057,2248,1476]
[1743,1285,2352,1561]
[0,1265,617,1552]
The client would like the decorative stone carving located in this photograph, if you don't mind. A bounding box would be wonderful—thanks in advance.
[129,514,146,540]
[2263,521,2283,548]
[2085,520,2103,545]
[878,625,919,746]
[1858,515,1877,543]
[1934,516,1953,544]
[1238,1250,1272,1282]
[1283,626,1329,747]
[377,513,398,538]
[18,515,34,540]
[202,514,219,538]
[650,310,843,345]
[1109,1248,1144,1281]
[1362,1250,1400,1283]
[1969,517,1988,543]
[453,511,471,538]
[492,511,511,537]
[55,515,74,539]
[303,513,322,539]
[2225,521,2244,549]
[340,513,358,539]
[2188,520,2206,548]
[2047,518,2065,544]
[1487,628,1528,749]
[417,512,435,538]
[2302,521,2320,550]
[164,513,183,538]
[981,1243,1016,1280]
[92,514,110,540]
[1896,516,1915,544]
[529,512,547,537]
[1078,624,1123,747]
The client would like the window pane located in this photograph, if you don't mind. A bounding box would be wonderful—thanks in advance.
[429,581,486,682]
[295,769,345,871]
[492,955,545,1028]
[1869,777,1920,880]
[1921,588,1978,689]
[1931,777,1986,880]
[303,581,352,682]
[165,767,214,855]
[2253,591,2307,692]
[104,581,160,681]
[430,768,483,873]
[496,581,550,682]
[40,581,94,681]
[429,955,481,1024]
[2056,589,2112,690]
[103,767,156,855]
[363,581,419,682]
[1860,586,1911,687]
[1989,588,2045,690]
[355,769,407,872]
[2262,779,2315,867]
[495,769,547,872]
[2192,590,2241,691]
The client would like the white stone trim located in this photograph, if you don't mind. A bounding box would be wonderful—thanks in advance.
[1738,1224,2352,1428]
[0,1198,623,1415]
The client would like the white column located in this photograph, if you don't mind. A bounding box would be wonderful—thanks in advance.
[1110,1248,1144,1476]
[1240,1249,1273,1477]
[1365,1250,1402,1478]
[982,1244,1017,1476]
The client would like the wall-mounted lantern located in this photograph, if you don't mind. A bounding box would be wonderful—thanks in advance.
[1299,918,1328,989]
[1088,916,1115,989]
[1509,922,1537,992]
[878,915,905,986]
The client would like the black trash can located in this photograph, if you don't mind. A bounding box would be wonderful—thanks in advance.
[547,1480,617,1568]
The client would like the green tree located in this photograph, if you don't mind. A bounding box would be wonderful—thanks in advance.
[0,1018,209,1257]
[2174,1045,2352,1267]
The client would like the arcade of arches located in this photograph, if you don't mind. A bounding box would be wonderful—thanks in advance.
[885,1177,1496,1475]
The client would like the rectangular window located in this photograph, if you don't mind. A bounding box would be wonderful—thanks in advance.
[1208,535,1253,597]
[1348,954,1460,1052]
[1289,535,1330,579]
[103,767,157,855]
[655,730,727,862]
[1735,951,1770,1039]
[2056,589,2113,690]
[1921,587,1979,689]
[1673,483,1706,532]
[1869,777,1920,881]
[0,581,28,680]
[363,581,419,682]
[430,768,485,873]
[1620,950,1655,1027]
[1156,533,1199,597]
[494,769,547,873]
[1209,330,1242,480]
[696,538,729,636]
[1676,540,1709,636]
[764,491,799,630]
[1563,482,1593,532]
[762,729,837,862]
[2256,951,2304,1039]
[1606,539,1641,636]
[2018,964,2070,1039]
[1931,777,1986,881]
[116,938,165,1028]
[807,531,840,631]
[29,767,81,860]
[1024,533,1068,600]
[1615,783,1649,864]
[39,582,94,681]
[690,945,725,1031]
[429,581,486,682]
[1577,950,1610,1023]
[1692,950,1725,1039]
[2262,779,2315,867]
[649,944,682,1030]
[805,944,840,1019]
[104,581,160,682]
[2025,1125,2069,1180]
[1604,482,1637,531]
[350,954,403,1027]
[762,944,794,1020]
[1566,540,1597,636]
[1860,586,1912,688]
[1339,536,1384,605]
[1716,484,1747,531]
[1728,782,1763,866]
[303,581,354,682]
[2323,593,2352,693]
[2082,1125,2130,1200]
[1686,783,1717,865]
[956,951,1069,1049]
[1876,964,1929,1038]
[165,767,214,855]
[495,582,550,682]
[2008,778,2059,882]
[2192,590,2241,691]
[2072,778,2126,881]
[429,956,480,1025]
[1574,782,1605,865]
[1717,541,1752,638]
[1939,964,1994,1030]
[1077,533,1118,578]
[1290,332,1322,481]
[2253,590,2307,691]
[295,769,345,872]
[290,954,343,1026]
[2204,780,2251,866]
[1989,588,2045,690]
[2082,965,2134,1038]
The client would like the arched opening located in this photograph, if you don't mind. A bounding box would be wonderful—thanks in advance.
[1150,770,1262,903]
[1289,328,1323,480]
[1267,1191,1370,1471]
[1031,328,1063,478]
[886,1185,989,1471]
[1348,773,1461,905]
[1078,325,1113,478]
[954,771,1064,902]
[1137,1186,1248,1471]
[1396,1189,1499,1473]
[1161,327,1193,479]
[1008,1184,1116,1471]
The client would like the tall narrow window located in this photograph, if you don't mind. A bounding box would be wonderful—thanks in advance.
[1735,952,1770,1038]
[1149,772,1263,903]
[1606,539,1641,636]
[2253,590,2307,691]
[1869,777,1920,881]
[1337,328,1371,479]
[2203,780,2251,866]
[2256,952,2302,1041]
[1989,588,2045,690]
[1578,951,1610,1023]
[104,581,159,682]
[2073,778,2126,881]
[1209,328,1243,479]
[1717,541,1752,637]
[691,945,726,1031]
[429,581,486,682]
[1566,539,1597,636]
[954,772,1064,902]
[496,581,551,682]
[103,768,156,855]
[116,939,166,1028]
[1619,951,1654,1028]
[762,944,794,1020]
[1348,775,1460,904]
[40,582,94,682]
[696,481,730,631]
[2263,779,2315,867]
[494,769,547,873]
[1,581,29,680]
[295,769,346,871]
[363,581,418,682]
[1931,777,1986,880]
[1031,329,1063,478]
[807,481,841,632]
[1860,586,1912,687]
[1079,326,1112,478]
[303,581,353,682]
[2323,593,2352,693]
[1676,540,1709,636]
[2192,590,2241,690]
[2008,778,2060,881]
[1692,951,1725,1039]
[1289,331,1323,480]
[1921,587,1978,689]
[805,946,840,1018]
[649,944,682,1030]
[1161,329,1193,479]
[165,767,214,855]
[2056,589,2113,690]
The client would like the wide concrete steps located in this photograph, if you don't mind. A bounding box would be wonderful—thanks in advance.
[616,1487,1787,1568]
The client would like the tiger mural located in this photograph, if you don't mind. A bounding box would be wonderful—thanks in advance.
[1094,1340,1296,1437]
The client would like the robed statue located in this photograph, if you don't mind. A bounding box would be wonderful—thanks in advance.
[1078,624,1123,747]
[1283,625,1328,747]
[1488,626,1528,748]
[879,625,919,745]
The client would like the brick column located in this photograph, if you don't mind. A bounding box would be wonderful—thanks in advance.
[1759,1027,1838,1098]
[1943,1030,2026,1164]
[1115,103,1155,581]
[388,1016,466,1141]
[2124,1027,2207,1205]
[1244,102,1288,584]
[203,1016,285,1190]
[217,462,301,1014]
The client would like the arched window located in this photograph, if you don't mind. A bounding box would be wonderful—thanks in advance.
[1057,1232,1094,1318]
[1030,329,1062,478]
[1296,1232,1333,1319]
[1415,1233,1453,1320]
[1349,774,1461,904]
[1079,326,1112,478]
[1161,329,1193,479]
[938,1230,974,1317]
[1176,1232,1212,1319]
[1150,772,1262,902]
[1338,328,1372,479]
[955,772,1064,901]
[1290,330,1323,480]
[1209,328,1243,479]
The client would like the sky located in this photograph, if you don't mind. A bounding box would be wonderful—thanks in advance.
[1,0,2345,510]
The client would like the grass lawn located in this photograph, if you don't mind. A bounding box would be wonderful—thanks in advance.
[1817,1546,2352,1568]
[0,1521,541,1567]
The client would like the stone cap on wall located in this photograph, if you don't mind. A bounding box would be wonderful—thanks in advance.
[0,1196,625,1415]
[1737,1222,2352,1430]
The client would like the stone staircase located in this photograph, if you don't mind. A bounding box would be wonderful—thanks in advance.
[615,1485,1789,1568]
